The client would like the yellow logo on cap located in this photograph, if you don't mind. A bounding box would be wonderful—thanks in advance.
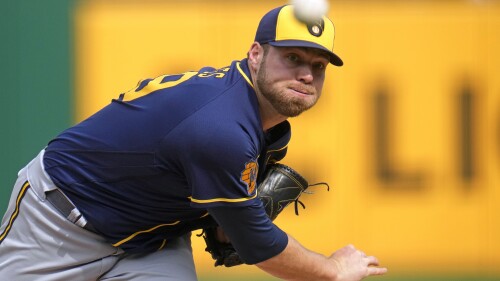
[308,19,325,37]
[275,5,335,52]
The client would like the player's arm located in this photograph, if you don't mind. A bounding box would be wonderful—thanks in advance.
[256,234,388,281]
[207,201,288,266]
[208,203,387,281]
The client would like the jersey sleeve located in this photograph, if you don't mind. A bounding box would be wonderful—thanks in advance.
[208,200,288,264]
[167,115,262,208]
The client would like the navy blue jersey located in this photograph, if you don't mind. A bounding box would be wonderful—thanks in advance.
[43,59,290,255]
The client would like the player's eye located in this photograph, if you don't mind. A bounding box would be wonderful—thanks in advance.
[313,62,326,70]
[287,54,300,63]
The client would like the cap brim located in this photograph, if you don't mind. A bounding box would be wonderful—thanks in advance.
[269,40,343,66]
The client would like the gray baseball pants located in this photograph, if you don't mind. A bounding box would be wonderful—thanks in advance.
[0,150,198,281]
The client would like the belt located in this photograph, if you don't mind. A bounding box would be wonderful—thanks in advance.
[45,189,97,233]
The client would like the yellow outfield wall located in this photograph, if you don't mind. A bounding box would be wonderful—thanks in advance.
[74,0,500,277]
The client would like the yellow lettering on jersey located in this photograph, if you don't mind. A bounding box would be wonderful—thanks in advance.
[197,66,230,78]
[198,72,225,78]
[121,71,198,102]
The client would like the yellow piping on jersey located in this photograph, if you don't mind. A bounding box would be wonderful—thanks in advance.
[0,181,30,243]
[189,192,257,204]
[236,62,254,89]
[157,239,167,251]
[112,221,180,247]
[267,145,288,154]
[265,146,288,164]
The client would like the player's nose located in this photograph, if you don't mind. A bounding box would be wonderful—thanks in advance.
[296,65,314,84]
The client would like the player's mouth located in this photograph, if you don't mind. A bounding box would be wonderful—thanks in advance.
[288,87,314,97]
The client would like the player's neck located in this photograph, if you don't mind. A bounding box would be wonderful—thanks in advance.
[262,112,288,132]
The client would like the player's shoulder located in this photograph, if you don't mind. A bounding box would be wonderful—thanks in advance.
[163,102,263,161]
[188,59,252,89]
[173,110,261,147]
[178,59,258,128]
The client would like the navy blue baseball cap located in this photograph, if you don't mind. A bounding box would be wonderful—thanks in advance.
[255,5,343,66]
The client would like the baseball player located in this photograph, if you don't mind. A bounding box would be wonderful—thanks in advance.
[0,5,387,281]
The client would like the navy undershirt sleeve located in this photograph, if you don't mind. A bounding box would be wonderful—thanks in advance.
[207,200,288,264]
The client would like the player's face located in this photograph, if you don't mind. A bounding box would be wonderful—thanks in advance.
[255,45,328,117]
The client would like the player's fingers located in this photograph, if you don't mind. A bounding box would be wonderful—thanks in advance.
[346,244,356,250]
[365,255,380,266]
[367,266,388,276]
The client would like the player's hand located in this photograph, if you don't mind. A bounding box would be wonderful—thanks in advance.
[328,244,387,281]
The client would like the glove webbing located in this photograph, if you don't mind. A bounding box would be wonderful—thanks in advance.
[293,181,330,216]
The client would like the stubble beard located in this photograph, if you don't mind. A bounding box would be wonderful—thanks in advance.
[255,60,319,118]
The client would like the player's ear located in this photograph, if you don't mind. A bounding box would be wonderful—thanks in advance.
[248,42,264,70]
